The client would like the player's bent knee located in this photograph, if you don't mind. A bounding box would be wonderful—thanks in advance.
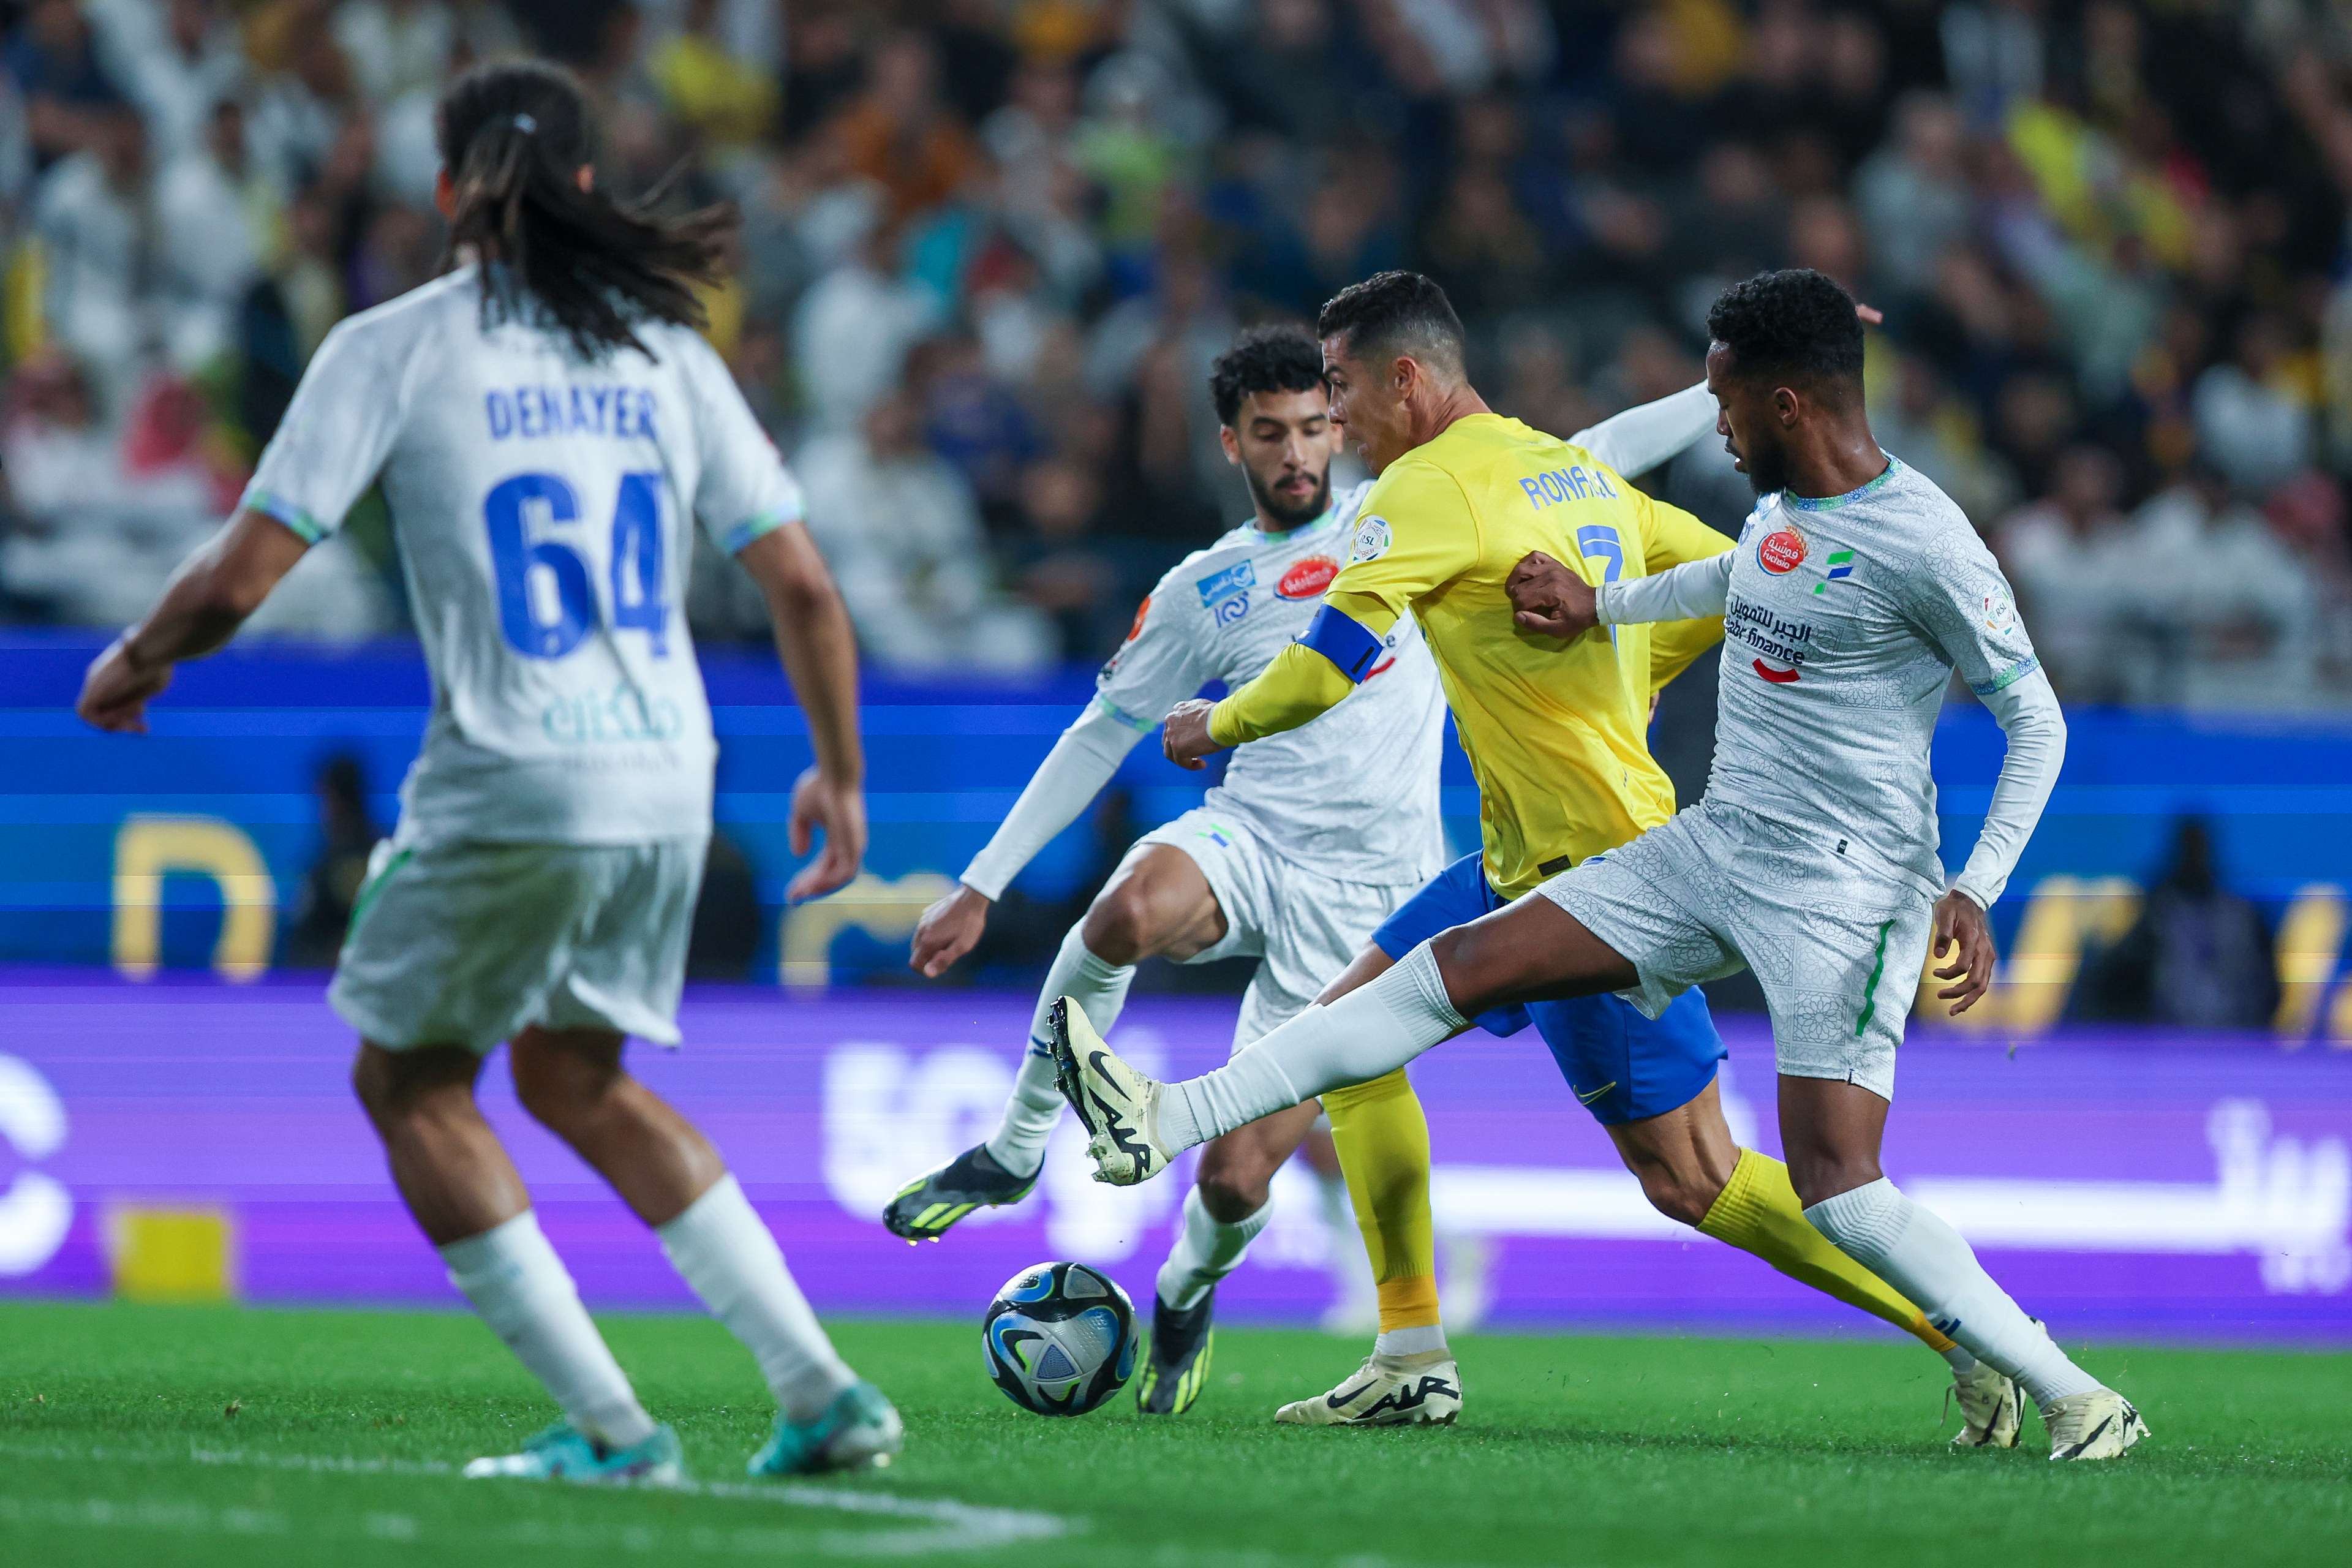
[1080,885,1159,967]
[350,1043,476,1130]
[1194,1139,1278,1223]
[509,1046,621,1133]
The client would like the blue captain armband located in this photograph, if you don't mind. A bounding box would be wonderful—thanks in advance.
[1297,604,1384,682]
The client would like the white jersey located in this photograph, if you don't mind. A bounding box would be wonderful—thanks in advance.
[1707,456,2041,890]
[240,267,804,848]
[1096,481,1448,886]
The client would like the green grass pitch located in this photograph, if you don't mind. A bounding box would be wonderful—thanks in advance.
[0,1302,2344,1566]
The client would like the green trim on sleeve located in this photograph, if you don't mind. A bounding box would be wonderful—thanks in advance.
[1092,696,1156,733]
[246,491,328,545]
[722,509,802,556]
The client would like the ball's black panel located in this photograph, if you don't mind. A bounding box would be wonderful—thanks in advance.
[981,1261,1139,1416]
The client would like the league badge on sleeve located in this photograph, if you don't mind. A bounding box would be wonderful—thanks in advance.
[1350,514,1393,564]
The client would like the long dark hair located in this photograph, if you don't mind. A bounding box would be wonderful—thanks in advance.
[435,60,734,360]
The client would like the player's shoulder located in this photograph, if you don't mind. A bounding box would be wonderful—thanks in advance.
[320,269,480,358]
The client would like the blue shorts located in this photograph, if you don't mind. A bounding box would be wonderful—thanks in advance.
[1371,852,1726,1126]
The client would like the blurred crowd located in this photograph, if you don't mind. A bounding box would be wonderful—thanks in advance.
[7,1,2352,706]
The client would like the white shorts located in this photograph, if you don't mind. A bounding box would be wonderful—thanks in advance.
[1535,799,1935,1102]
[1140,807,1421,1056]
[330,837,707,1053]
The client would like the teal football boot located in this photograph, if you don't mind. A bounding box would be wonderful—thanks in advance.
[748,1382,904,1476]
[462,1420,684,1485]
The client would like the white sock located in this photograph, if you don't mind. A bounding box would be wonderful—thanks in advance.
[1943,1345,1981,1374]
[657,1174,856,1423]
[1156,1186,1273,1310]
[987,925,1136,1174]
[1376,1324,1449,1357]
[1159,944,1465,1152]
[1804,1178,2098,1404]
[440,1210,657,1449]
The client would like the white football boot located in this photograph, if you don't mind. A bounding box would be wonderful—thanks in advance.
[1948,1359,2024,1449]
[1273,1351,1461,1428]
[1047,997,1172,1186]
[2041,1389,2150,1461]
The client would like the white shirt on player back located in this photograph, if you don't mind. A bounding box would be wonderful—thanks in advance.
[240,265,804,847]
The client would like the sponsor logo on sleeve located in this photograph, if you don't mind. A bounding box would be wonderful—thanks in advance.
[1276,556,1340,600]
[1349,515,1393,564]
[1758,527,1807,575]
[1194,560,1255,607]
[1124,594,1153,640]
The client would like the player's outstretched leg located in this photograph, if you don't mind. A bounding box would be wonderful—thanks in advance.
[509,1028,901,1475]
[889,848,1221,1237]
[1275,1066,1460,1427]
[886,928,1127,1238]
[352,1042,682,1486]
[1599,1077,2021,1445]
[1138,1102,1321,1415]
[1784,1077,2147,1461]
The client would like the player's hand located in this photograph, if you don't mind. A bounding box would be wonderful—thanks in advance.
[1931,890,1996,1014]
[785,766,866,902]
[77,638,172,734]
[1163,698,1225,771]
[910,883,990,978]
[1506,551,1600,640]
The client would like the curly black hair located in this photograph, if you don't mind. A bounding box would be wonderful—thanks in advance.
[1705,268,1864,396]
[1208,323,1329,427]
[1316,270,1464,375]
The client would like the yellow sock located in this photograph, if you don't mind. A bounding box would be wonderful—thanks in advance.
[1320,1068,1440,1333]
[1698,1148,1958,1354]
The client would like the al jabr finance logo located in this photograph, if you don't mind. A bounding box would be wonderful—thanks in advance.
[0,1055,72,1275]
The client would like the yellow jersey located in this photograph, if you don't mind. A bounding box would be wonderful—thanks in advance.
[1210,412,1730,899]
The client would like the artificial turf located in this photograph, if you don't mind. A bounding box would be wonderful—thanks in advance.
[0,1300,2343,1567]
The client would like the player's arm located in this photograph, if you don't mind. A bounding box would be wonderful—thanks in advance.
[913,583,1201,975]
[1569,382,1716,477]
[736,524,867,903]
[686,333,866,902]
[77,510,312,733]
[78,317,402,734]
[1167,464,1477,767]
[1904,532,2067,1013]
[1507,550,1732,639]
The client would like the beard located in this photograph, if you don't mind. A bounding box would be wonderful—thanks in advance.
[1243,462,1332,528]
[1736,433,1790,496]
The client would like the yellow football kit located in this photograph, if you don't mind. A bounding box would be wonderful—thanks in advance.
[1209,413,1728,896]
[1211,412,1960,1359]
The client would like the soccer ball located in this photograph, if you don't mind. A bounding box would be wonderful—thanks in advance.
[981,1261,1137,1416]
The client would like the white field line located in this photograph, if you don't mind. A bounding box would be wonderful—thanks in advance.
[0,1439,1075,1556]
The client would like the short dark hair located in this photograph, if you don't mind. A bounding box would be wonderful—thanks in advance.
[1705,268,1864,394]
[1316,271,1465,375]
[1208,323,1328,426]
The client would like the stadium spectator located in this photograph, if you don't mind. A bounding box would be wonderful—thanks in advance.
[282,750,382,970]
[793,384,1052,674]
[0,0,2348,710]
[1995,445,2135,703]
[2073,818,2280,1031]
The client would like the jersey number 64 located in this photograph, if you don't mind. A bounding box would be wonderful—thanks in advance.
[484,470,668,660]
